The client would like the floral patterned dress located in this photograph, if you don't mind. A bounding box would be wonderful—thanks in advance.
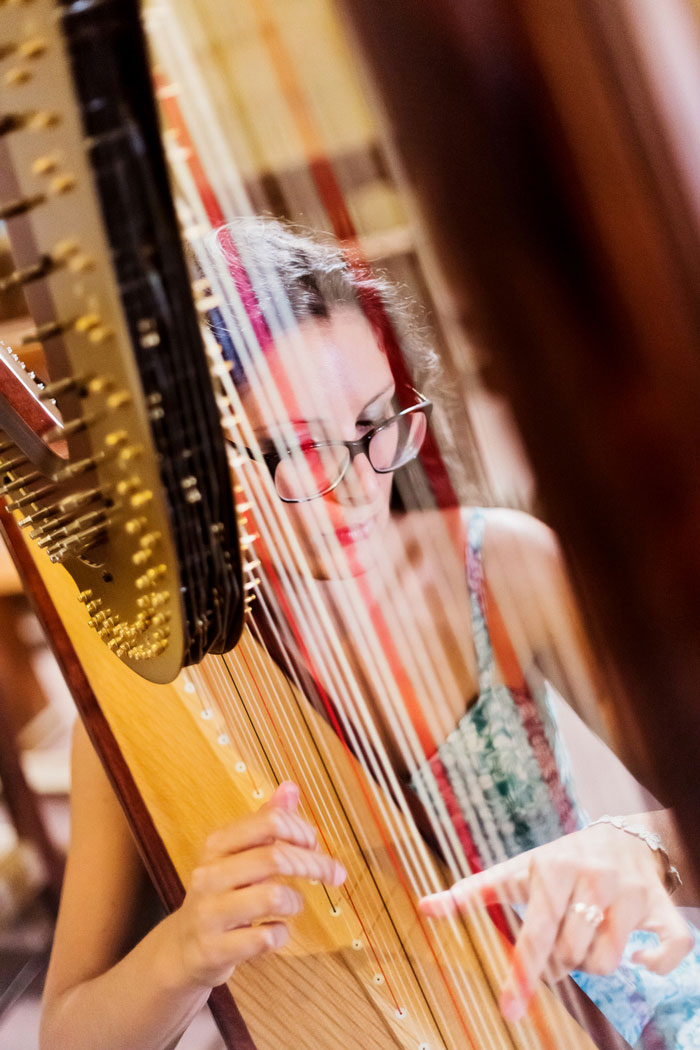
[409,510,700,1049]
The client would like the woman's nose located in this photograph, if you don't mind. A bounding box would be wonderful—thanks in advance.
[334,452,380,505]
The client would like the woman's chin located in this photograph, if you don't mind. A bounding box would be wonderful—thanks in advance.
[312,555,370,581]
[309,540,376,581]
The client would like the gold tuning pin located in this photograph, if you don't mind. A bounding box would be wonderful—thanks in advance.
[118,444,143,464]
[124,516,147,535]
[139,531,161,548]
[87,325,113,344]
[17,37,47,60]
[104,430,128,448]
[74,313,101,334]
[85,375,113,395]
[27,111,60,131]
[130,489,153,509]
[49,173,76,196]
[4,67,33,87]
[116,476,141,497]
[68,253,95,275]
[106,390,131,410]
[31,154,60,176]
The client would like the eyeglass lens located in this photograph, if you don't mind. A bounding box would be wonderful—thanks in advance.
[274,409,428,501]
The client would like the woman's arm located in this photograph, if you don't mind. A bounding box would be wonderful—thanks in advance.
[423,510,696,1019]
[421,819,694,1021]
[40,720,345,1050]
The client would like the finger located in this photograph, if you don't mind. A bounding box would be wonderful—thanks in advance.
[555,868,618,972]
[196,841,346,893]
[631,908,695,975]
[205,882,304,931]
[269,781,301,812]
[579,887,644,976]
[420,854,531,916]
[217,922,291,974]
[500,858,577,1022]
[202,802,317,862]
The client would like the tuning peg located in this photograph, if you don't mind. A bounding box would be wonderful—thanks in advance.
[7,482,56,510]
[0,452,29,473]
[0,110,59,137]
[23,321,74,347]
[0,192,44,220]
[0,469,41,495]
[41,416,89,443]
[0,254,56,293]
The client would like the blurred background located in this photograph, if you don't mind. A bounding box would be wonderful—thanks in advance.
[0,0,534,1030]
[3,0,700,1044]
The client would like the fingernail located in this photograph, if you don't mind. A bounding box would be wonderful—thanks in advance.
[334,862,347,884]
[419,892,451,916]
[500,988,526,1023]
[267,925,289,948]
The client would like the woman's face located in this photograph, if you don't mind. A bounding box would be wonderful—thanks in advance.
[239,307,396,579]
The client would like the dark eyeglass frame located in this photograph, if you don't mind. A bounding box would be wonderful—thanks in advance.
[245,393,433,504]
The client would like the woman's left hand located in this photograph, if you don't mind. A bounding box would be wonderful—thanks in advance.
[419,822,693,1022]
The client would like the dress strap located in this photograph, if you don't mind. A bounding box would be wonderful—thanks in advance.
[466,509,499,691]
[467,509,527,692]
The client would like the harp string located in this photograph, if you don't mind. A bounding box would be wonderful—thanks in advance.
[147,0,597,1045]
[209,250,586,1047]
[193,194,508,1039]
[205,198,578,1046]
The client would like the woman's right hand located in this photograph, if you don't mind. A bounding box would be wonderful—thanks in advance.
[169,781,345,988]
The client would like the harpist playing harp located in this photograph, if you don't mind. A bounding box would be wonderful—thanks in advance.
[1,0,700,1048]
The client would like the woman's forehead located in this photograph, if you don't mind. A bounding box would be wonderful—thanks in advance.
[240,308,394,425]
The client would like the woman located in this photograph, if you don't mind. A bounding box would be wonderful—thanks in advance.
[41,219,699,1050]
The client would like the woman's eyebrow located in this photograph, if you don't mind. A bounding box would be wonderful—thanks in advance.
[360,383,396,414]
[251,385,396,441]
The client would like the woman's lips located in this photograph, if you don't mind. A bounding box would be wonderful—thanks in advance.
[331,517,376,546]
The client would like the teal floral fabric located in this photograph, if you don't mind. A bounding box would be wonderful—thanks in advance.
[410,509,700,1048]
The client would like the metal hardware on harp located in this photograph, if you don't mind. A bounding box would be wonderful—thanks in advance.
[0,0,246,682]
[2,0,699,1049]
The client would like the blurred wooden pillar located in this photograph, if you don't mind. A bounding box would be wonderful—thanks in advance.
[340,0,700,881]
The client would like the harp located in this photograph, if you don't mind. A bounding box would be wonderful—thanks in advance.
[0,0,698,1048]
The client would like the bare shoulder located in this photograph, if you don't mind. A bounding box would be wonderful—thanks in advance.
[466,506,576,660]
[465,506,562,575]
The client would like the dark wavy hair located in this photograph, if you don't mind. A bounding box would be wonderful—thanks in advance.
[204,217,438,394]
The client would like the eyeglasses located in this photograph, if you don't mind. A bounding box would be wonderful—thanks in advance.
[249,395,432,503]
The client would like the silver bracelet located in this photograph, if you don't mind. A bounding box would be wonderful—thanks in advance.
[587,814,682,896]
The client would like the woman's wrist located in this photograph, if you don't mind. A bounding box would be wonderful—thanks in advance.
[586,814,683,895]
[152,912,215,997]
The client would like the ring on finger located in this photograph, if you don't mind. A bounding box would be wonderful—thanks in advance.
[569,901,605,929]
